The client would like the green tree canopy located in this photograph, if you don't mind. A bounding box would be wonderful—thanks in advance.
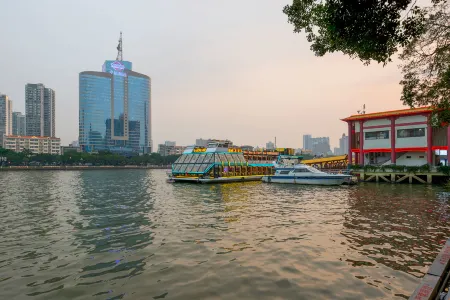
[400,2,450,123]
[283,0,449,121]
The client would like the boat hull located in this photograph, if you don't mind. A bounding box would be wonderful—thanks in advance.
[262,175,351,186]
[170,175,264,184]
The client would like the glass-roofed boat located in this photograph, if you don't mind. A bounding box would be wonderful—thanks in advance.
[168,141,285,183]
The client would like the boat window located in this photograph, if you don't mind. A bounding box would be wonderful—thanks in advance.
[203,153,213,164]
[195,154,206,164]
[294,168,310,173]
[225,154,235,163]
[307,167,322,173]
[178,164,188,172]
[174,155,185,164]
[189,155,199,164]
[192,164,202,172]
[279,170,290,175]
[218,153,227,162]
[183,155,193,163]
[198,164,209,173]
[185,164,195,173]
[237,154,246,163]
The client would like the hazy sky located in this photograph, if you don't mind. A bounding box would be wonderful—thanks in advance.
[0,0,406,149]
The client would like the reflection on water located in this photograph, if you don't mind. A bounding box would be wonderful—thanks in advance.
[0,170,449,299]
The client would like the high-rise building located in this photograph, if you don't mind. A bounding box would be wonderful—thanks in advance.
[44,88,55,137]
[25,83,55,137]
[79,38,151,154]
[25,83,44,136]
[157,141,185,156]
[266,141,275,150]
[12,112,26,136]
[339,133,348,156]
[312,137,330,155]
[0,94,12,145]
[303,134,312,151]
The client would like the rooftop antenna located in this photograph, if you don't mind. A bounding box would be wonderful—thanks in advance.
[116,32,123,61]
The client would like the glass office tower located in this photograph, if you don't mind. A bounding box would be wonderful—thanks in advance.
[79,60,151,154]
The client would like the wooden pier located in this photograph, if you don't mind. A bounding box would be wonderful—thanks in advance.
[352,169,449,184]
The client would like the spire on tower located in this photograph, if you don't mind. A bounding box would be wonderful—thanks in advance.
[116,32,123,61]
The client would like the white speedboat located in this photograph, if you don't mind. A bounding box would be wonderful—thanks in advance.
[261,156,351,186]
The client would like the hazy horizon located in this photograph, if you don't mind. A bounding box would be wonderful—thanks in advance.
[0,0,406,149]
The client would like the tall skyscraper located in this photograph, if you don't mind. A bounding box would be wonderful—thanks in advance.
[44,88,55,137]
[25,83,45,136]
[0,94,12,145]
[339,133,348,156]
[25,83,55,137]
[12,112,26,136]
[79,34,151,154]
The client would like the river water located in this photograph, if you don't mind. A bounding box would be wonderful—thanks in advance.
[0,170,449,299]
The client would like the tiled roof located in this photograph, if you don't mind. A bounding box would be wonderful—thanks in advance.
[341,107,432,121]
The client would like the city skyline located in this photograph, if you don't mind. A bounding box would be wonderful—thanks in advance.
[1,0,406,149]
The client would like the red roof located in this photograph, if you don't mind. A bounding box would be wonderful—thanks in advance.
[341,106,432,122]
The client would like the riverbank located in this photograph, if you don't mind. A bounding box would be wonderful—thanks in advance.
[0,165,171,171]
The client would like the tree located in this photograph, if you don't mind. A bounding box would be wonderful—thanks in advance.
[283,0,433,65]
[283,0,449,121]
[400,2,450,123]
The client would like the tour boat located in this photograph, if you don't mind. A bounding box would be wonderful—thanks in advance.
[168,142,284,183]
[261,155,351,186]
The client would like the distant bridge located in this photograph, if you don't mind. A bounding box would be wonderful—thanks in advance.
[302,155,349,169]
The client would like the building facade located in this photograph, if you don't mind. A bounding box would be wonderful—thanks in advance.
[339,133,348,156]
[195,138,233,148]
[79,60,151,154]
[158,142,185,156]
[12,112,26,136]
[342,107,450,166]
[44,88,55,137]
[303,134,312,151]
[3,135,60,155]
[25,83,55,137]
[0,94,12,145]
[266,141,275,150]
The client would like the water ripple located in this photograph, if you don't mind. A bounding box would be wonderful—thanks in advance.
[0,170,449,299]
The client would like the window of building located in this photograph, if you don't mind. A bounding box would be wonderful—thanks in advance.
[365,130,389,140]
[397,128,425,138]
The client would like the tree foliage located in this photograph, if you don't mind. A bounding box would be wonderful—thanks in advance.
[400,2,450,123]
[0,148,179,167]
[283,0,449,122]
[283,0,432,65]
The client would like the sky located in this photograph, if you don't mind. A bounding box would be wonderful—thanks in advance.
[0,0,407,149]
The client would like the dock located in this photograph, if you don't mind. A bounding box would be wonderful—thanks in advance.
[351,169,448,184]
[409,238,450,299]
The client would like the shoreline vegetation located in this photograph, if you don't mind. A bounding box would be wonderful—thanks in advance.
[0,165,171,171]
[0,147,180,168]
